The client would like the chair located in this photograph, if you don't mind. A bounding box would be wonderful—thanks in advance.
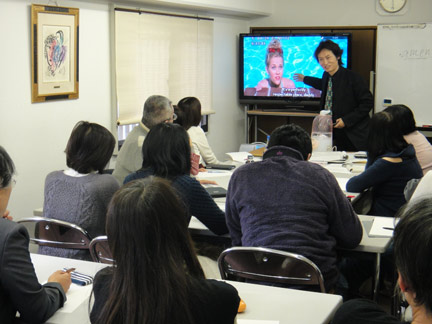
[218,247,326,293]
[89,236,114,264]
[17,216,92,249]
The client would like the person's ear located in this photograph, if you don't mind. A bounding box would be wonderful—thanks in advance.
[306,153,311,161]
[398,272,407,292]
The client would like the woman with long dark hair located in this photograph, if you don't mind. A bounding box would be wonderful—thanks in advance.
[346,111,422,216]
[90,177,239,324]
[124,123,228,235]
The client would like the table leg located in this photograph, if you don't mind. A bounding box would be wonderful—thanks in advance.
[373,252,381,301]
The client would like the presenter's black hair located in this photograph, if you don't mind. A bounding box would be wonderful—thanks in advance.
[384,104,417,135]
[177,97,202,130]
[367,111,408,164]
[65,121,116,174]
[94,177,204,324]
[0,146,15,189]
[314,40,344,66]
[141,123,191,178]
[394,198,432,313]
[268,123,312,160]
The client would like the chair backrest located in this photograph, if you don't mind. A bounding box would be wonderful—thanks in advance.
[218,247,326,293]
[17,216,92,249]
[89,236,113,264]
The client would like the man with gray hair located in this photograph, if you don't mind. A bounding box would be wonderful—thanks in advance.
[113,95,175,184]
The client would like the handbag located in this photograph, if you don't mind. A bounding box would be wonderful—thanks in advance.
[351,187,374,215]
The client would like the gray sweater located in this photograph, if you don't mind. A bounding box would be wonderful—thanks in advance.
[40,171,119,260]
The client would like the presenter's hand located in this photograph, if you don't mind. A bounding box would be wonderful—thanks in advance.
[293,73,305,82]
[2,210,12,220]
[48,270,72,293]
[334,118,345,129]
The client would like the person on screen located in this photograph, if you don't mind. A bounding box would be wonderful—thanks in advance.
[113,95,175,184]
[293,40,373,151]
[255,39,295,91]
[225,124,362,292]
[124,123,228,236]
[332,198,432,324]
[0,146,71,324]
[90,177,240,324]
[346,111,422,217]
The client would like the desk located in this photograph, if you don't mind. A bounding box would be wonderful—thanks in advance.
[30,254,108,324]
[31,253,341,324]
[231,281,342,324]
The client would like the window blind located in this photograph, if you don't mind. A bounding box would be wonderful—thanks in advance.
[115,9,213,125]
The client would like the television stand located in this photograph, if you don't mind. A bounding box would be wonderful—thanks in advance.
[246,108,319,142]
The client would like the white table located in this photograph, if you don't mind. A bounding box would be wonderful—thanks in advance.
[31,253,342,324]
[30,254,108,324]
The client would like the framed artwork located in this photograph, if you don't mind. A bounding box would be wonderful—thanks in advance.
[31,4,79,103]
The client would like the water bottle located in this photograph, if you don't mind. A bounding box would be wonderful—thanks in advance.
[311,110,333,152]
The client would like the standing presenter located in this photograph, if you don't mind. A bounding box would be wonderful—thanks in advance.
[294,40,373,151]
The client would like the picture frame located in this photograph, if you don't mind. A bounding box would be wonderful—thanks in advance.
[31,4,79,103]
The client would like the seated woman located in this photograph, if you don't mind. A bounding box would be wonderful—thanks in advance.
[385,104,432,175]
[333,198,432,324]
[346,111,422,217]
[90,177,240,324]
[124,123,228,235]
[177,97,221,166]
[0,146,71,324]
[41,121,119,260]
[255,39,295,92]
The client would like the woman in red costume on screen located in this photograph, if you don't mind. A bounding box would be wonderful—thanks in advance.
[255,39,295,91]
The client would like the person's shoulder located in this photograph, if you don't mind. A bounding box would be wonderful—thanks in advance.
[194,278,240,302]
[0,218,28,245]
[124,169,150,184]
[46,170,64,180]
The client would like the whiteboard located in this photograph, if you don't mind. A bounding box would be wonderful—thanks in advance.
[375,23,432,126]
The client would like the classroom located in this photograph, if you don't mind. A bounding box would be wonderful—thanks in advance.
[1,0,432,323]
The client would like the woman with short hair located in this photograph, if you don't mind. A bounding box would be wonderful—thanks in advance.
[346,111,423,217]
[90,177,239,324]
[41,121,119,260]
[124,123,228,235]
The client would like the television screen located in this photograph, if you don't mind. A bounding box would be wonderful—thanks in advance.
[239,33,352,109]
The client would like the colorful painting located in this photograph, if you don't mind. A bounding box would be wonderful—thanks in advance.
[31,4,79,103]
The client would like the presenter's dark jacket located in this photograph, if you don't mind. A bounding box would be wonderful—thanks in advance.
[304,67,373,150]
[0,218,66,324]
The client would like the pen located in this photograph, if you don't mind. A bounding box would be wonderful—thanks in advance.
[382,227,394,230]
[64,267,76,273]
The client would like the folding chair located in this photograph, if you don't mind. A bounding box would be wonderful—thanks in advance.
[17,216,92,250]
[89,236,113,264]
[218,246,326,293]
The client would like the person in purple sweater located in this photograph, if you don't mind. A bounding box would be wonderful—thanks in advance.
[225,124,363,292]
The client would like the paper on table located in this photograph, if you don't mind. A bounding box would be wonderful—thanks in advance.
[237,320,279,324]
[309,151,347,163]
[369,217,399,237]
[226,152,251,163]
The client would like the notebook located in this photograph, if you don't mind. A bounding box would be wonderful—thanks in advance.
[205,186,228,198]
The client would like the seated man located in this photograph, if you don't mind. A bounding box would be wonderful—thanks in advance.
[113,95,175,184]
[332,198,432,324]
[225,124,362,292]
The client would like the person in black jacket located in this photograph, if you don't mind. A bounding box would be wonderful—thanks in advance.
[0,146,71,324]
[294,40,373,151]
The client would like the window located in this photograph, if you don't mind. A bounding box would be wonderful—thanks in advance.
[114,9,213,125]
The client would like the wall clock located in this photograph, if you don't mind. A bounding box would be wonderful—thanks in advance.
[378,0,407,13]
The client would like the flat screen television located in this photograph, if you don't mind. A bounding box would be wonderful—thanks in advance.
[239,33,352,111]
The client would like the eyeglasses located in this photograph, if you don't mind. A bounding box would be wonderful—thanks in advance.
[164,113,178,123]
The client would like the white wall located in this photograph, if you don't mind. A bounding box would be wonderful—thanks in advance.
[251,0,432,26]
[0,0,112,220]
[0,0,249,220]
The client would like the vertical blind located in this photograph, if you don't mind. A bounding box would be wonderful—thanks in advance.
[115,9,213,125]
